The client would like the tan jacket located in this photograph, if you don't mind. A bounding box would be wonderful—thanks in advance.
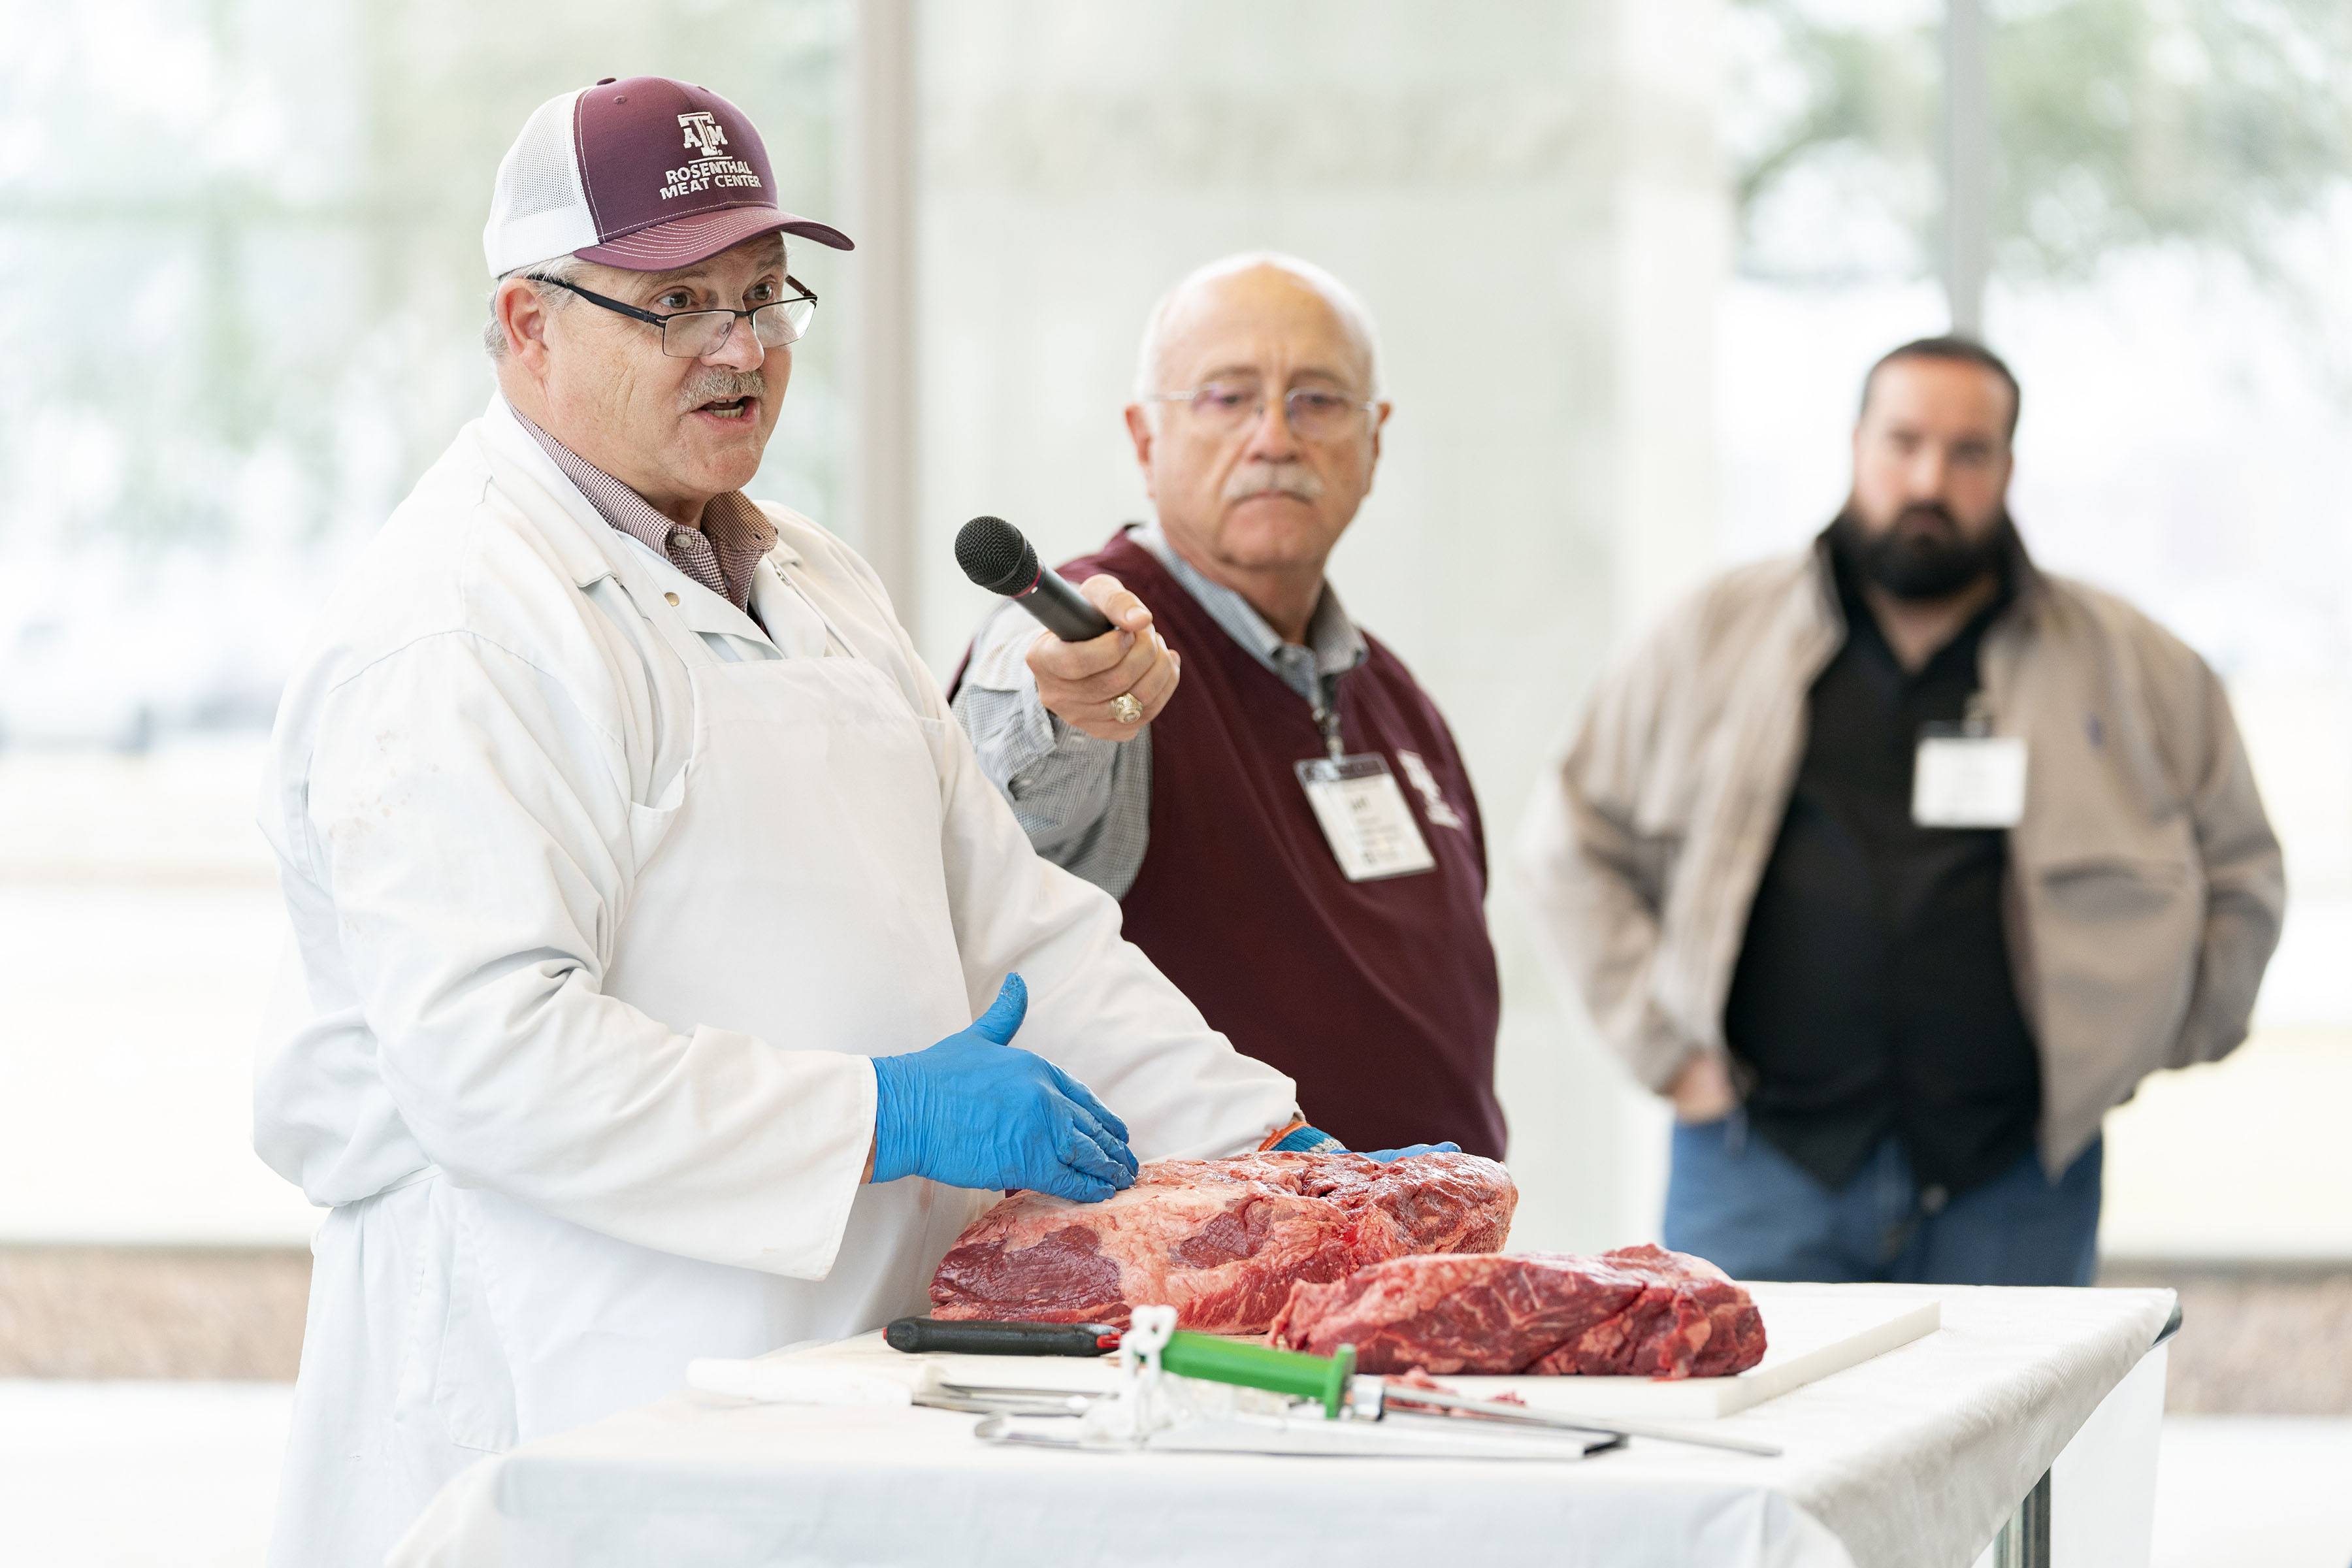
[1517,535,2285,1172]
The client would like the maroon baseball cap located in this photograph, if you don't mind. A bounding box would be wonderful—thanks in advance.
[483,75,851,277]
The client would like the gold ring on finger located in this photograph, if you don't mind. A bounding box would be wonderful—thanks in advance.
[1109,692,1144,725]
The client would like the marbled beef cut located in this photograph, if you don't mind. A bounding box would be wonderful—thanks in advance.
[1267,1244,1767,1378]
[927,1151,1516,1333]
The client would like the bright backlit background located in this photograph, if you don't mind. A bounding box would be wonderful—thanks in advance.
[1,3,2348,1562]
[5,0,2343,1260]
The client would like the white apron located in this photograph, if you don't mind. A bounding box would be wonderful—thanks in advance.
[272,548,995,1564]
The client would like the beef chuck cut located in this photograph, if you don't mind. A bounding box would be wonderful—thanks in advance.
[1267,1244,1767,1379]
[928,1151,1516,1333]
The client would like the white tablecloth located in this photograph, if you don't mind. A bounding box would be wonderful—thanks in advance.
[392,1284,2175,1568]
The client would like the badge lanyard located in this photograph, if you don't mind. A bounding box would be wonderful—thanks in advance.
[1294,681,1436,882]
[1913,693,2029,829]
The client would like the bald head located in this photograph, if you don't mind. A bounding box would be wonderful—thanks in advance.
[1134,253,1382,406]
[1121,253,1391,643]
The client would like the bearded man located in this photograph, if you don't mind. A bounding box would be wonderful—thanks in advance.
[951,253,1506,1160]
[1519,336,2283,1285]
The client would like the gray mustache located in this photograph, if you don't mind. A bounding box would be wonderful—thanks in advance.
[1223,461,1324,503]
[680,370,767,410]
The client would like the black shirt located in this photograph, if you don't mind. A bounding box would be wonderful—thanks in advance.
[1720,544,2041,1199]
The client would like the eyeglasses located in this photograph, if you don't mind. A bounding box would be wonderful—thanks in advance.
[526,273,819,358]
[1143,383,1378,441]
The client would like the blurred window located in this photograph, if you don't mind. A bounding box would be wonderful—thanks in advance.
[0,0,850,747]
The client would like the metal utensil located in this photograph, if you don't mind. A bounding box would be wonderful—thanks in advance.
[972,1409,1625,1461]
[932,1380,1107,1404]
[1371,1381,1783,1458]
[913,1389,1098,1418]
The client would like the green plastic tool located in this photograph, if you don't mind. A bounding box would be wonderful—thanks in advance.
[1154,1331,1359,1420]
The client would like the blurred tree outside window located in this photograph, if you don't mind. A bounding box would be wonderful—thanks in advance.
[0,0,850,749]
[1731,0,2351,296]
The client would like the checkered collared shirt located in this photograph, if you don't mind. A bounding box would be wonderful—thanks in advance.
[510,406,776,613]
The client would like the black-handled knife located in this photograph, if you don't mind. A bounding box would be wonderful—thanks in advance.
[884,1317,1122,1356]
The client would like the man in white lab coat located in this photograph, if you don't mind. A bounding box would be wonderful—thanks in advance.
[253,77,1353,1565]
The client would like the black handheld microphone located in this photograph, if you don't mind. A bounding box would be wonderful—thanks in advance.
[955,515,1117,642]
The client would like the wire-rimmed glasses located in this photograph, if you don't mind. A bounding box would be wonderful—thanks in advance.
[526,273,818,358]
[1142,382,1378,440]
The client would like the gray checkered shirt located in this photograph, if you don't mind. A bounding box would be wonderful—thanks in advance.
[953,525,1367,898]
[509,404,776,614]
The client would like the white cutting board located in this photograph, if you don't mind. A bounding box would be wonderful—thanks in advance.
[773,1330,1129,1395]
[1440,1283,1940,1420]
[778,1284,1935,1421]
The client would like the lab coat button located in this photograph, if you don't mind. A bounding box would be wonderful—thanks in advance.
[664,592,680,606]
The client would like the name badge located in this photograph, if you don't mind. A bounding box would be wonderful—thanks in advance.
[1913,729,2029,828]
[1296,755,1437,881]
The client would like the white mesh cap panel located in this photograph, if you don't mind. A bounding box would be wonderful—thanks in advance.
[483,90,600,277]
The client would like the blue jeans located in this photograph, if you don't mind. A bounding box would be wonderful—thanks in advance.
[1661,1114,2102,1286]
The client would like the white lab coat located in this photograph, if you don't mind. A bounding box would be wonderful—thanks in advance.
[253,397,1299,1567]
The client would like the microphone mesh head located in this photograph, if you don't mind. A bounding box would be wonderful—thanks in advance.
[955,515,1040,595]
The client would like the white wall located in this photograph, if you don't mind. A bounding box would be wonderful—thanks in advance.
[908,0,1731,1250]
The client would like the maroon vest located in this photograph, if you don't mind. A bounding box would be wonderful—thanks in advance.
[1059,531,1505,1157]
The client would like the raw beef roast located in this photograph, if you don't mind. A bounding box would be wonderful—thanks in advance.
[1268,1243,1767,1378]
[928,1151,1516,1332]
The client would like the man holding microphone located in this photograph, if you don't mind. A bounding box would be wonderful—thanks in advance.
[953,254,1505,1159]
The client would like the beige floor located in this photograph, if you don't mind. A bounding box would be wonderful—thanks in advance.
[0,1250,306,1382]
[2098,1264,2352,1416]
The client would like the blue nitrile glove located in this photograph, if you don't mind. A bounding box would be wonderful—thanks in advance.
[1364,1143,1460,1162]
[1267,1124,1460,1162]
[869,974,1140,1203]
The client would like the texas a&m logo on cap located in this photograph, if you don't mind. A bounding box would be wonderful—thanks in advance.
[661,108,762,203]
[678,111,728,159]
